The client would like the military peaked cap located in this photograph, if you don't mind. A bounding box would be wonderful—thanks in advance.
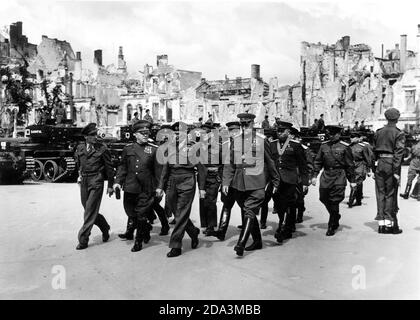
[132,120,152,133]
[384,107,400,121]
[81,123,98,136]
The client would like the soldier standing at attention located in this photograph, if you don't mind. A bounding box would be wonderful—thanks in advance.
[312,125,356,236]
[113,120,163,252]
[347,132,372,208]
[373,108,405,234]
[156,121,206,258]
[208,121,242,241]
[75,123,114,250]
[222,113,280,256]
[270,122,308,243]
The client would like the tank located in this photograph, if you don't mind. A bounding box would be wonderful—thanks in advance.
[0,138,30,184]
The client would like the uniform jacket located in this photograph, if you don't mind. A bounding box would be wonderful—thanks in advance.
[313,139,355,188]
[373,124,406,175]
[350,141,371,181]
[158,139,207,191]
[115,141,160,194]
[222,130,280,191]
[75,142,115,187]
[269,138,309,186]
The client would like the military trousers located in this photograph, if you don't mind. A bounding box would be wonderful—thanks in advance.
[319,185,345,228]
[234,188,265,220]
[406,159,420,184]
[273,181,297,228]
[78,174,109,245]
[166,173,198,249]
[374,158,398,222]
[123,191,155,222]
[199,174,220,228]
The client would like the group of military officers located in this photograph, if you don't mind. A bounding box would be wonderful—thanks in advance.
[73,106,408,257]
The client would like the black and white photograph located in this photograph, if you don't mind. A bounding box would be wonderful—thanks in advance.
[1,0,420,304]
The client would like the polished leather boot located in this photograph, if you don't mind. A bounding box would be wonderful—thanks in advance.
[234,218,253,256]
[245,218,263,251]
[212,206,231,241]
[378,226,385,233]
[131,230,143,252]
[102,225,110,242]
[400,183,412,199]
[143,222,153,244]
[76,243,88,250]
[392,219,403,234]
[118,217,136,240]
[296,208,304,223]
[347,187,356,208]
[191,227,200,249]
[159,224,170,236]
[326,227,336,236]
[167,248,182,257]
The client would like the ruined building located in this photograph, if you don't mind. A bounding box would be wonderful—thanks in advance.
[119,54,202,124]
[191,64,269,124]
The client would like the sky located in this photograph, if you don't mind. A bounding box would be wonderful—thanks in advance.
[1,0,420,85]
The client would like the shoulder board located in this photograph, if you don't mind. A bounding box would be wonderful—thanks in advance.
[322,141,329,144]
[147,142,159,148]
[340,141,349,146]
[256,132,266,139]
[290,139,301,144]
[126,143,133,147]
[358,142,365,147]
[271,139,279,142]
[302,144,308,150]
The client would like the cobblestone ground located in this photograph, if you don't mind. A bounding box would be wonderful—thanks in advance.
[0,167,419,299]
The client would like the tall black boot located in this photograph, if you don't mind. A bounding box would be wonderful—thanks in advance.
[392,219,403,234]
[274,210,285,241]
[296,205,305,223]
[131,222,144,252]
[154,203,170,235]
[347,187,356,208]
[212,206,231,241]
[234,217,253,256]
[245,217,263,251]
[118,217,136,240]
[400,183,412,199]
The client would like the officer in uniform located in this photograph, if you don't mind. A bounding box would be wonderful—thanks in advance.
[222,113,280,256]
[347,132,372,207]
[114,120,163,252]
[291,127,314,224]
[312,125,356,236]
[75,123,114,250]
[198,123,222,235]
[208,121,242,241]
[156,121,206,257]
[400,139,420,200]
[270,122,309,242]
[373,108,405,234]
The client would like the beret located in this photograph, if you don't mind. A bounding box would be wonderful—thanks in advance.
[384,107,400,121]
[325,125,343,135]
[237,113,256,121]
[81,123,98,136]
[132,120,151,133]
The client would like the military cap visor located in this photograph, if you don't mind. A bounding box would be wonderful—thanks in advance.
[81,123,98,136]
[237,113,256,121]
[226,121,241,130]
[276,121,293,130]
[132,120,152,133]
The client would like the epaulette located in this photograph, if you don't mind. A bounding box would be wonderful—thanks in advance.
[256,132,266,139]
[290,139,301,144]
[358,142,365,147]
[302,144,308,150]
[322,141,329,144]
[340,141,349,147]
[271,139,279,142]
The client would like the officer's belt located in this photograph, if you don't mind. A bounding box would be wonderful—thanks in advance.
[81,171,100,177]
[378,153,394,158]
